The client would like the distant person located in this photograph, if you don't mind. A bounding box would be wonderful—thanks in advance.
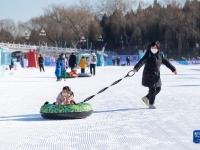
[38,54,45,72]
[126,56,131,66]
[69,52,77,71]
[89,51,97,75]
[133,41,177,109]
[79,56,88,74]
[112,57,116,66]
[20,56,24,68]
[65,54,69,68]
[9,58,14,70]
[55,55,63,81]
[61,53,67,80]
[116,57,120,66]
[24,56,28,68]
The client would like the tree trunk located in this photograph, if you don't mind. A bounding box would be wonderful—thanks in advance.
[177,33,183,55]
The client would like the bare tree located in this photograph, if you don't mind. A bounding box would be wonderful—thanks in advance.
[0,19,17,38]
[94,0,136,18]
[29,5,101,48]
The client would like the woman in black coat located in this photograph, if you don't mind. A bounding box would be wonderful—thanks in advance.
[133,41,177,109]
[68,53,77,71]
[38,54,45,72]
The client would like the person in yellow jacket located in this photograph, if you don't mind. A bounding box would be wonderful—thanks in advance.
[79,56,88,74]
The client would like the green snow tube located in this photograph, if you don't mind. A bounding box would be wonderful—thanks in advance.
[61,71,77,79]
[40,102,93,119]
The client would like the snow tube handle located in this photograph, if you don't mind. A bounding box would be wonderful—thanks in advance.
[80,69,135,103]
[126,70,135,77]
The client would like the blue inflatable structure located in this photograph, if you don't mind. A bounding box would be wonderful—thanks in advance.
[0,47,11,66]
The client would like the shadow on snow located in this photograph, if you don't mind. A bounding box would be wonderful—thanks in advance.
[0,107,148,122]
[94,108,147,114]
[0,114,47,122]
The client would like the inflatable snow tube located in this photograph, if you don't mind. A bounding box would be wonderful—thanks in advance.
[66,75,78,78]
[78,73,92,77]
[40,102,93,119]
[66,71,78,78]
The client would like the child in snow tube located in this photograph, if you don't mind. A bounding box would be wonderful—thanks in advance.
[56,86,76,105]
[40,86,93,119]
[40,102,93,119]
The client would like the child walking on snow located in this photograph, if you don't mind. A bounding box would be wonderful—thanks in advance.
[79,56,88,74]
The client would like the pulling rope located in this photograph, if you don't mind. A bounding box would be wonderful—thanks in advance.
[80,70,135,103]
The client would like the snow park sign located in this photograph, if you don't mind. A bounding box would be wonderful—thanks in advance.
[193,130,200,144]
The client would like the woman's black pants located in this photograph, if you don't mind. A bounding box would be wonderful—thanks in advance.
[146,86,161,105]
[90,64,96,75]
[39,64,45,72]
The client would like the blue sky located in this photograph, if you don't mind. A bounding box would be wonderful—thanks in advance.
[0,0,162,23]
[0,0,80,22]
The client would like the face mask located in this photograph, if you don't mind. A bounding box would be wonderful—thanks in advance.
[151,48,158,54]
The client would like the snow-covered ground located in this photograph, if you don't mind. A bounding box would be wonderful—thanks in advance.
[0,64,199,150]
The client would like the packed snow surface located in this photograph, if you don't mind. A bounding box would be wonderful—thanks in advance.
[0,64,199,150]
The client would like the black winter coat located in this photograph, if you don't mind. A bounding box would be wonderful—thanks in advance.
[38,56,44,65]
[69,54,77,68]
[134,50,176,87]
